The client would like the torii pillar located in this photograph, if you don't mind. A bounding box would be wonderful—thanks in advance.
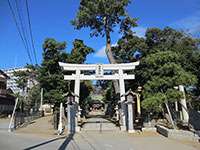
[119,68,126,131]
[74,69,81,132]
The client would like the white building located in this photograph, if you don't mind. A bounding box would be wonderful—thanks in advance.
[4,67,37,95]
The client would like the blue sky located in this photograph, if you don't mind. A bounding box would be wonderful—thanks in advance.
[0,0,200,69]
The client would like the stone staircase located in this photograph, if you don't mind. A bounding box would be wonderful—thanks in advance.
[81,117,119,132]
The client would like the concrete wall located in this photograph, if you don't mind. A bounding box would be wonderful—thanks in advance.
[156,125,200,142]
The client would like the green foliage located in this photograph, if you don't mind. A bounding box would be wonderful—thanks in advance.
[112,34,147,62]
[104,82,114,103]
[140,50,197,112]
[38,38,68,104]
[68,39,94,63]
[14,70,29,90]
[80,81,93,109]
[111,27,200,112]
[144,27,200,72]
[38,38,94,105]
[27,85,41,109]
[72,0,137,37]
[73,0,137,94]
[142,92,165,112]
[13,65,37,91]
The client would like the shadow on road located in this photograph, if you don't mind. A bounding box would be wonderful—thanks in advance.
[23,136,67,150]
[58,133,74,150]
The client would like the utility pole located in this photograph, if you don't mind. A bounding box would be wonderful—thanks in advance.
[8,98,18,132]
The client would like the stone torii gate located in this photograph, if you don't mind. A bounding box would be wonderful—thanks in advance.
[59,62,139,132]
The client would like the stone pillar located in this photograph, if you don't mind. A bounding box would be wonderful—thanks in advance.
[136,94,141,116]
[175,101,178,111]
[127,101,135,133]
[58,103,63,135]
[74,69,80,104]
[179,85,189,123]
[119,69,126,131]
[115,105,120,121]
[74,69,81,132]
[67,104,76,134]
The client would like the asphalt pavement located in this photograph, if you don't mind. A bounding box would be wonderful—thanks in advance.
[0,129,199,150]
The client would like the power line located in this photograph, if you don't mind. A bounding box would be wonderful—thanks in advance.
[25,0,38,64]
[7,0,33,64]
[15,0,33,63]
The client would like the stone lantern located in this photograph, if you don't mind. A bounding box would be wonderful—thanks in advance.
[63,91,79,134]
[64,91,77,105]
[121,89,138,133]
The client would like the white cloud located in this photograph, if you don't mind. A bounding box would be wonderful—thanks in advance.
[133,26,147,38]
[170,11,200,36]
[94,43,118,58]
[95,45,106,58]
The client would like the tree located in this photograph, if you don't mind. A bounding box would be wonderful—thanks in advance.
[38,38,94,106]
[112,34,147,63]
[68,39,94,63]
[14,65,37,92]
[141,51,197,110]
[79,81,93,110]
[27,85,41,110]
[72,0,137,93]
[67,39,94,110]
[112,27,200,90]
[141,51,197,128]
[13,65,38,112]
[111,33,147,90]
[37,38,68,105]
[111,27,200,126]
[14,70,29,92]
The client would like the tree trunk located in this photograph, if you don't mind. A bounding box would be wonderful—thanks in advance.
[164,101,176,129]
[105,28,120,94]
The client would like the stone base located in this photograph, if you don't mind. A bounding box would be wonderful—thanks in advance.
[142,127,156,132]
[120,126,126,131]
[128,130,135,133]
[57,123,63,134]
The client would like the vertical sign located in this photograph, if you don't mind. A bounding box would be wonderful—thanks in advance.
[96,64,103,77]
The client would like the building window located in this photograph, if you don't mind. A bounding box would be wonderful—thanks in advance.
[0,81,6,89]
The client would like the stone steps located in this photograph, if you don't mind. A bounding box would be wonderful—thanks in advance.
[81,117,119,131]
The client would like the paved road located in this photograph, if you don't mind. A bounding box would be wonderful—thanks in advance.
[0,130,199,150]
[0,118,14,131]
[0,116,199,150]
